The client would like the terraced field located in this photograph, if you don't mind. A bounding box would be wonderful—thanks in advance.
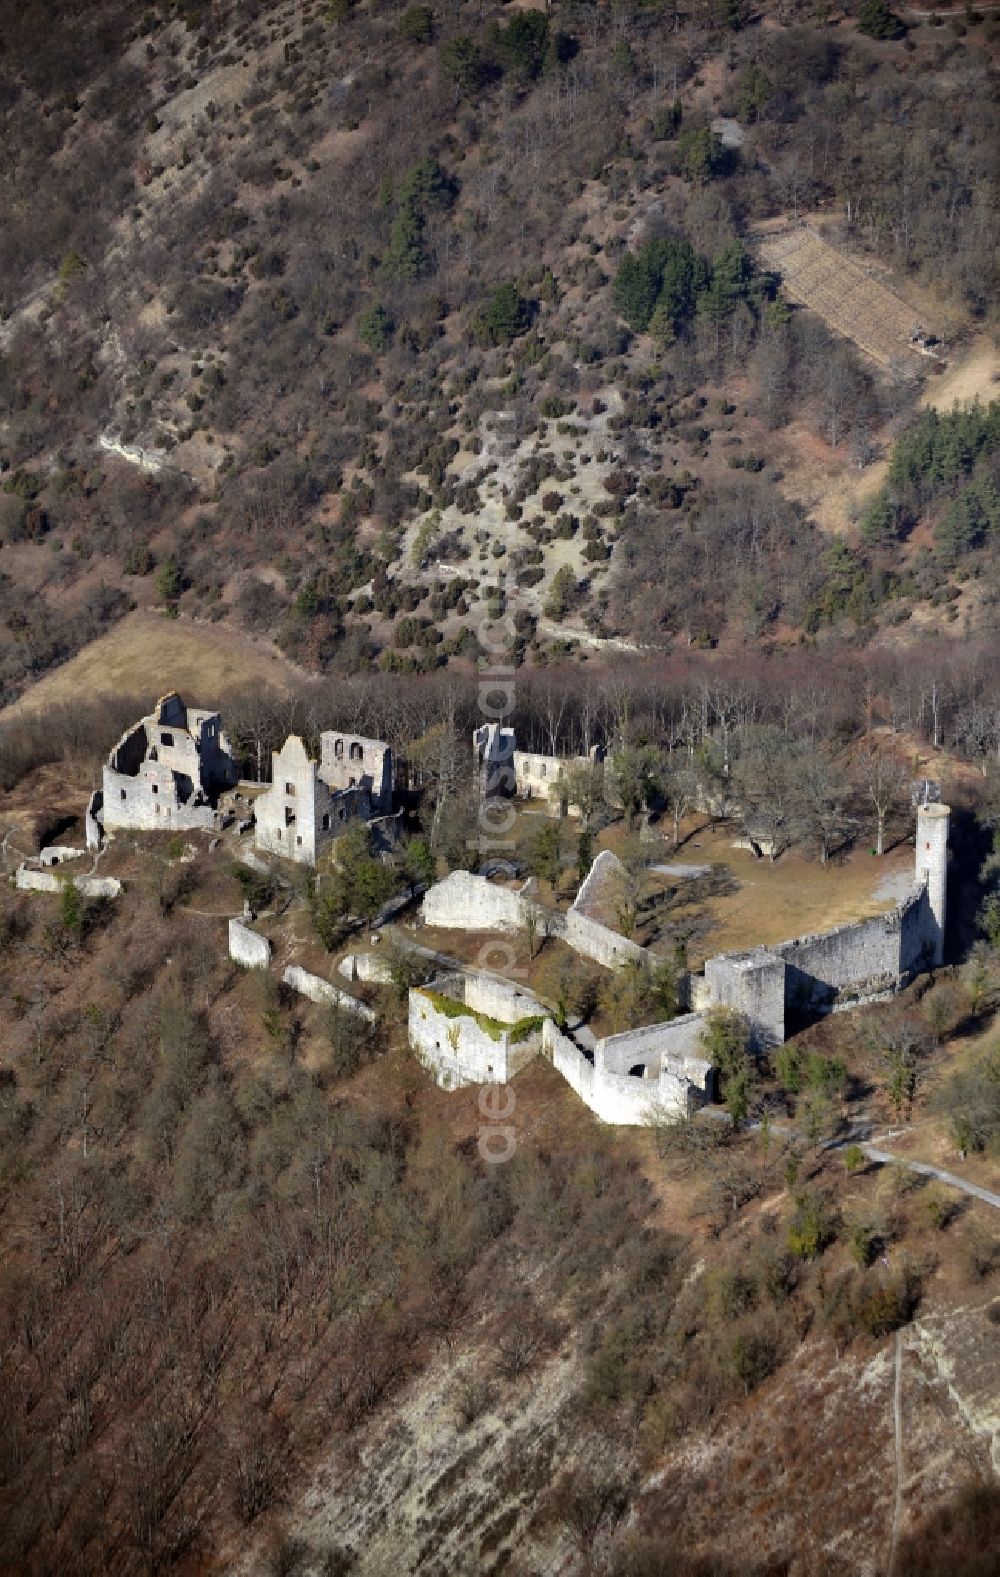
[756,225,937,371]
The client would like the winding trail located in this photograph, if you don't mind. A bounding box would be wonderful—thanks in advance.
[707,1109,1000,1211]
[858,1144,1000,1210]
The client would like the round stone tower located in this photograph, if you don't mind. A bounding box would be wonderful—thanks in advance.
[914,803,950,967]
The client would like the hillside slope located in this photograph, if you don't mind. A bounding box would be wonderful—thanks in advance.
[0,0,997,702]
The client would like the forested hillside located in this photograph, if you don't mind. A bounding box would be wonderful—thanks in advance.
[0,0,997,703]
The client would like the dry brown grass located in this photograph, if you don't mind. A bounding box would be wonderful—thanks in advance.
[668,820,913,965]
[1,610,302,720]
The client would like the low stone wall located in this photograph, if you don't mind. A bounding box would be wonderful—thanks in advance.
[228,918,271,970]
[15,866,122,899]
[338,952,394,985]
[421,870,529,935]
[282,965,376,1022]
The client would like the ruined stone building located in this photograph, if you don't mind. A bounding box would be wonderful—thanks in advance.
[101,693,238,834]
[472,722,604,813]
[413,804,951,1126]
[318,732,394,815]
[252,730,395,865]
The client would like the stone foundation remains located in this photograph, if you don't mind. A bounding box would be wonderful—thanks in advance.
[15,866,122,899]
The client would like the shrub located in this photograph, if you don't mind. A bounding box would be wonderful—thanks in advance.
[843,1143,866,1175]
[399,4,433,44]
[787,1190,837,1259]
[857,0,906,39]
[472,282,533,346]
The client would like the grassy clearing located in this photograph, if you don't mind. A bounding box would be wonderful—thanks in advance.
[1,610,300,720]
[668,821,913,965]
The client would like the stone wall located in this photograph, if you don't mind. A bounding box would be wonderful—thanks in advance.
[914,804,949,966]
[15,866,122,898]
[704,950,787,1050]
[773,908,905,1009]
[571,848,623,920]
[282,964,376,1021]
[562,850,649,969]
[228,918,271,970]
[85,790,104,850]
[421,870,530,934]
[543,1019,596,1106]
[596,1012,708,1076]
[38,846,86,867]
[254,735,367,865]
[698,881,942,1039]
[420,856,650,970]
[319,731,393,814]
[899,886,938,977]
[541,1020,703,1125]
[408,984,541,1088]
[560,908,647,969]
[462,972,544,1025]
[339,951,394,985]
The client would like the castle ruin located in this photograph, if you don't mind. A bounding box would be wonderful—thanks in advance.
[410,803,950,1126]
[473,721,604,814]
[253,734,372,865]
[94,695,394,866]
[101,693,238,834]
